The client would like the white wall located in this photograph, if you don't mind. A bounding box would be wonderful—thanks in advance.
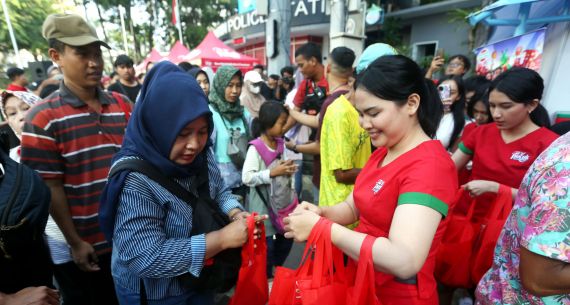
[540,21,570,121]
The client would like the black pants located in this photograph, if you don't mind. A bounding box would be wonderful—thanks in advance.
[266,234,293,278]
[53,253,118,305]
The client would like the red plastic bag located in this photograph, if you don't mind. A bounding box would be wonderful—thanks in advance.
[228,213,268,305]
[268,218,347,305]
[470,184,512,284]
[346,235,381,305]
[435,189,479,288]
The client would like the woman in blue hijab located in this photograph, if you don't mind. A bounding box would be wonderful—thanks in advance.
[100,62,255,305]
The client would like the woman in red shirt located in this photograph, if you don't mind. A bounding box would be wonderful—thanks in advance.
[453,67,558,211]
[443,67,559,304]
[284,55,458,305]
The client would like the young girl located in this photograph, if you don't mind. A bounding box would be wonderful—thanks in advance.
[285,55,458,304]
[435,75,466,151]
[242,101,297,278]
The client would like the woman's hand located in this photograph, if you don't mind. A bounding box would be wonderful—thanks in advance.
[293,201,322,216]
[463,180,499,197]
[283,210,321,242]
[220,219,248,249]
[270,159,297,177]
[230,210,250,221]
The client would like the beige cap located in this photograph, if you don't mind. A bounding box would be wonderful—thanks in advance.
[42,14,110,49]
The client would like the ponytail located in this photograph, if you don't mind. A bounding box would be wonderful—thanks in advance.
[251,117,262,138]
[530,104,551,128]
[421,79,444,138]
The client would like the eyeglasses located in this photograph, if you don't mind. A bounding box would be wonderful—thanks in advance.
[447,63,464,68]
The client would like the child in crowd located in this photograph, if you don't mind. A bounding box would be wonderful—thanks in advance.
[242,101,297,278]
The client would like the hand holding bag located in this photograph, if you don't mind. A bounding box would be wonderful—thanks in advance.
[228,213,268,305]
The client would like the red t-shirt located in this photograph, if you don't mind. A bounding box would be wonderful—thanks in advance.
[459,123,558,188]
[457,123,559,217]
[292,77,329,108]
[6,83,29,92]
[353,140,458,303]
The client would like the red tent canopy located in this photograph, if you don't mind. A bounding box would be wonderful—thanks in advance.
[182,32,259,72]
[168,40,190,64]
[135,48,167,74]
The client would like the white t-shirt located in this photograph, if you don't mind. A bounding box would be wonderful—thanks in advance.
[435,113,455,149]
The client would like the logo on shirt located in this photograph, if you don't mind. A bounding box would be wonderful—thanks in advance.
[510,151,530,163]
[372,179,385,194]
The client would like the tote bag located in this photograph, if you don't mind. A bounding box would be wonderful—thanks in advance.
[346,235,382,305]
[268,218,347,305]
[435,189,479,288]
[228,213,268,305]
[470,184,513,284]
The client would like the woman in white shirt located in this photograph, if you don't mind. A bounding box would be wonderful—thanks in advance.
[435,75,466,150]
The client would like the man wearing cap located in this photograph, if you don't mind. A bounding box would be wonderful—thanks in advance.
[107,54,141,102]
[20,14,129,305]
[6,67,30,92]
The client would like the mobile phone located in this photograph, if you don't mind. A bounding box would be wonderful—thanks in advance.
[435,48,444,58]
[283,136,290,141]
[438,84,451,101]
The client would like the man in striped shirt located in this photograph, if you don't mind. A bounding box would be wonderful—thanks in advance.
[20,14,130,305]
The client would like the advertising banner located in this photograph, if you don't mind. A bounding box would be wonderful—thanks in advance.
[475,28,545,80]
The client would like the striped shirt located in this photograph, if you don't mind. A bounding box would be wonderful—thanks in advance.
[20,83,130,254]
[111,152,242,301]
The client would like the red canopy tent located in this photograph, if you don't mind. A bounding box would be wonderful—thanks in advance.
[182,32,259,72]
[135,48,167,74]
[168,40,191,64]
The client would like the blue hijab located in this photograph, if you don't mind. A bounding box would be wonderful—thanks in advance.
[99,61,213,242]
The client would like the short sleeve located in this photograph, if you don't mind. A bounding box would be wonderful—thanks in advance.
[293,81,306,108]
[521,161,570,263]
[20,118,64,179]
[321,107,354,171]
[397,155,458,216]
[458,124,482,155]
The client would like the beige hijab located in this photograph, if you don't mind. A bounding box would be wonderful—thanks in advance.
[240,71,266,118]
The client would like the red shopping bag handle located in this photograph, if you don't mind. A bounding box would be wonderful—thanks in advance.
[485,184,512,221]
[242,213,264,267]
[352,235,378,304]
[296,217,328,277]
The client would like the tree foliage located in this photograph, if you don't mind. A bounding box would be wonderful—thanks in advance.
[0,0,58,58]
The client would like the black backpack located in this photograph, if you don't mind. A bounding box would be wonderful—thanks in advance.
[0,141,53,293]
[108,159,241,296]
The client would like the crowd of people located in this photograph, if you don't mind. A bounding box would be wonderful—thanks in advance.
[0,12,569,305]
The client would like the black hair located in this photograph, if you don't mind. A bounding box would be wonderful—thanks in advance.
[110,71,117,78]
[550,121,570,136]
[439,75,466,150]
[356,55,443,138]
[467,92,492,123]
[295,42,322,64]
[251,101,289,138]
[464,75,490,94]
[178,62,195,72]
[6,67,24,81]
[269,74,280,81]
[330,47,356,69]
[280,66,294,77]
[39,84,60,99]
[48,38,66,53]
[490,67,550,127]
[253,64,264,71]
[448,54,471,73]
[113,54,134,68]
